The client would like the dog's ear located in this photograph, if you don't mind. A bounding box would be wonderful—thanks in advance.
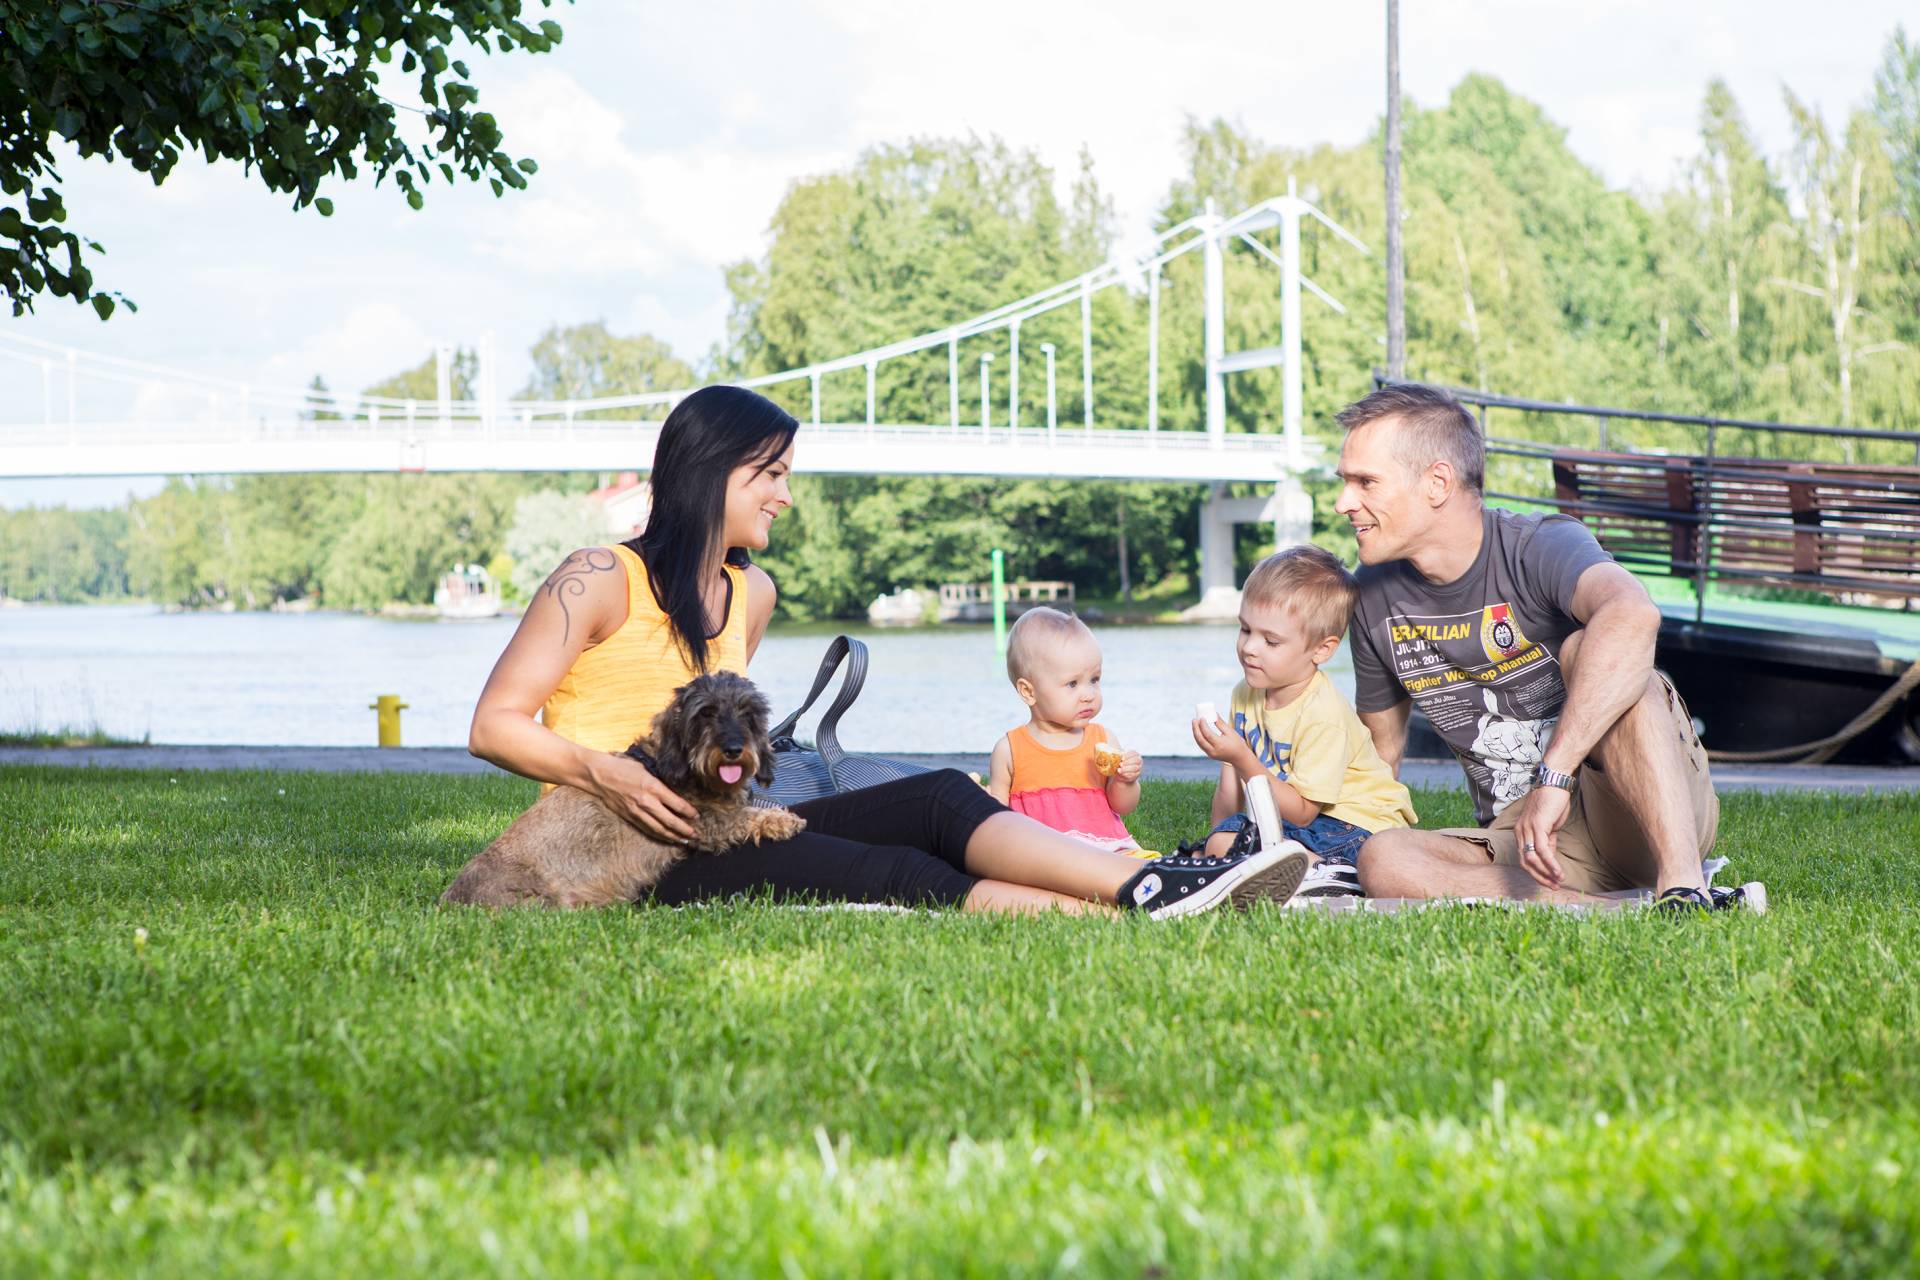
[644,724,692,789]
[754,743,778,789]
[648,699,698,791]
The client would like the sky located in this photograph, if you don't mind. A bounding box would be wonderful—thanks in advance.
[1,0,1912,508]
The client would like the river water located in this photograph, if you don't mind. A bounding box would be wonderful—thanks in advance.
[0,605,1357,755]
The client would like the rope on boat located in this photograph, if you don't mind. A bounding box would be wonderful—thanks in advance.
[1705,658,1920,764]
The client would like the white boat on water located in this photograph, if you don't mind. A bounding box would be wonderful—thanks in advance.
[434,564,502,619]
[866,587,928,627]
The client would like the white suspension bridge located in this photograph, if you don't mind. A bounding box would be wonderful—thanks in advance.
[1,187,1364,611]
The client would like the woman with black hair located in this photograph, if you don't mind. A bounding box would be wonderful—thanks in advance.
[469,385,1304,916]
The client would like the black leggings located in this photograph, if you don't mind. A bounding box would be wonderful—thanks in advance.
[643,769,1003,908]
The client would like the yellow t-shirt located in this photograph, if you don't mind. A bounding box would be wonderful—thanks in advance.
[1228,671,1416,833]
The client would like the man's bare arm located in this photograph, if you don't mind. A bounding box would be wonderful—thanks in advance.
[1541,561,1662,776]
[1359,700,1412,775]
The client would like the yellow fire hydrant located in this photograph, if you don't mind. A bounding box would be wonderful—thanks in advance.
[369,694,409,748]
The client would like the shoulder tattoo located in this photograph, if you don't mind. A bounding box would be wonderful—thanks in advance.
[541,548,619,645]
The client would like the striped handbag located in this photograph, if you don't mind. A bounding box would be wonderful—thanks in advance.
[752,635,928,805]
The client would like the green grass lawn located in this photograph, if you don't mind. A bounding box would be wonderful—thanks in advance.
[2,766,1916,1277]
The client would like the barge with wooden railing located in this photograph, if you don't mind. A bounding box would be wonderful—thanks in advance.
[937,580,1077,624]
[1386,381,1920,766]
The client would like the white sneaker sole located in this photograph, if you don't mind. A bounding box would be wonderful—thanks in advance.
[1146,845,1310,919]
[1232,844,1311,908]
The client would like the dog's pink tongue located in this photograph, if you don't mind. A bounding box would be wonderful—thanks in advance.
[718,763,745,785]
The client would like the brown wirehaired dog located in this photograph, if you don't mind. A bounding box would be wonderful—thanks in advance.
[442,672,805,908]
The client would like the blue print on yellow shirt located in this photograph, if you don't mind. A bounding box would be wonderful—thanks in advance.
[1232,709,1293,780]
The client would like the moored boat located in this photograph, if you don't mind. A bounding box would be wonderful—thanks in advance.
[434,564,501,620]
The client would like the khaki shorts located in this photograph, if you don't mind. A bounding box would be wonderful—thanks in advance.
[1431,676,1720,894]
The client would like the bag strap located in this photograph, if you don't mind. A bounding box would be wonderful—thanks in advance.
[810,636,869,767]
[769,636,867,764]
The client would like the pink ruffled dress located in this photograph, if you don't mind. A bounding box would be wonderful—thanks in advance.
[1003,723,1140,854]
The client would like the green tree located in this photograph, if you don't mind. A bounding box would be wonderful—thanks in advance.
[225,473,361,603]
[503,489,612,600]
[1872,25,1920,372]
[123,478,232,607]
[520,322,694,408]
[1,0,565,318]
[723,136,1112,424]
[724,136,1201,618]
[1774,96,1902,426]
[303,374,338,421]
[1647,82,1795,420]
[316,473,525,609]
[0,504,128,601]
[362,347,477,402]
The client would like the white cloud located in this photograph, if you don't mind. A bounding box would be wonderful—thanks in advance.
[129,379,223,423]
[625,291,731,371]
[256,303,437,398]
[474,69,839,277]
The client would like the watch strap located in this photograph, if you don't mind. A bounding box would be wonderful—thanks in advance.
[1534,764,1577,791]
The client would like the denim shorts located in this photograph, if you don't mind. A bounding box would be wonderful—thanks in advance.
[1210,811,1371,866]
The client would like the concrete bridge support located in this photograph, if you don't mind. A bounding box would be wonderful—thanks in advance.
[1185,476,1316,620]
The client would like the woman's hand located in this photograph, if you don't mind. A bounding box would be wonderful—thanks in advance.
[584,752,699,844]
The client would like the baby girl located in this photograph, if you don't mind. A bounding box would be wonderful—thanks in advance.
[986,607,1149,856]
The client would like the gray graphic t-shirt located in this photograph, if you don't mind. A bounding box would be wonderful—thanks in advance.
[1351,508,1612,824]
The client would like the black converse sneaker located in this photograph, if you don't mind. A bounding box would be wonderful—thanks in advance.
[1121,844,1309,919]
[1295,860,1365,898]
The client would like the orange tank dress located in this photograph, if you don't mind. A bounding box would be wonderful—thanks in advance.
[1003,723,1141,854]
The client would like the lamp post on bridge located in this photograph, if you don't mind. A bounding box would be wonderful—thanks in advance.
[1008,319,1020,441]
[1385,0,1406,380]
[434,343,453,436]
[948,333,960,437]
[978,353,993,439]
[1041,344,1057,445]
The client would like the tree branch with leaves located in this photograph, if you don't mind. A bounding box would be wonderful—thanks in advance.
[0,0,567,319]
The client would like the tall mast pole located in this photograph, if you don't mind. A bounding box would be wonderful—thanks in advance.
[1384,0,1406,381]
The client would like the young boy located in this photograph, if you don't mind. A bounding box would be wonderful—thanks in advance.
[1192,545,1415,897]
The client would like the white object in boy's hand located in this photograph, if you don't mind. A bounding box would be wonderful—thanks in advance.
[1195,702,1221,733]
[1243,775,1282,852]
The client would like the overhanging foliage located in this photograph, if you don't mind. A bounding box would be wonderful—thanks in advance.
[0,0,567,318]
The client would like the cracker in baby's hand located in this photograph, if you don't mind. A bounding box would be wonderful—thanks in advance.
[1093,741,1123,777]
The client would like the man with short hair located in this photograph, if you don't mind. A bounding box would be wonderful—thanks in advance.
[1334,382,1743,911]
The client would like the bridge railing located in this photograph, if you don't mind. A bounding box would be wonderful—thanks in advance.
[0,413,1322,458]
[3,188,1365,466]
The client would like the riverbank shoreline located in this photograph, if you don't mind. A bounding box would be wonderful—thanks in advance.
[3,743,1914,793]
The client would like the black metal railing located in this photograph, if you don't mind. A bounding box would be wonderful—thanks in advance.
[1371,376,1920,622]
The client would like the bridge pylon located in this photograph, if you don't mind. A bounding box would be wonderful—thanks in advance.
[1185,178,1365,619]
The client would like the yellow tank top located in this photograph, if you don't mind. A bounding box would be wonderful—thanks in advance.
[540,544,749,760]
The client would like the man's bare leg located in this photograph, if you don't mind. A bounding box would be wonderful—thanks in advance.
[1355,828,1616,904]
[1559,632,1708,896]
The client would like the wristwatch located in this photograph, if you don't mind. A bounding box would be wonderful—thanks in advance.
[1533,763,1577,793]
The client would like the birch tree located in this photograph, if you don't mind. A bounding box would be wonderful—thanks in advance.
[1774,97,1899,426]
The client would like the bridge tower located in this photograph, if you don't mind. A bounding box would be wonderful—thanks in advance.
[1186,180,1366,619]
